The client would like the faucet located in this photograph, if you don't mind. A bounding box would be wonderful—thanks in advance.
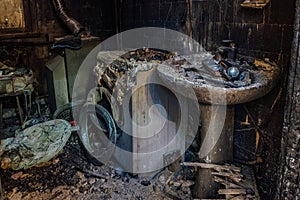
[213,40,241,80]
[218,40,237,62]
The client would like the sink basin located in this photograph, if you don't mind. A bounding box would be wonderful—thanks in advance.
[157,54,280,161]
[157,54,280,105]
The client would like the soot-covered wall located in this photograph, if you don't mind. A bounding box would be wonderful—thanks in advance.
[32,0,116,40]
[119,0,295,65]
[119,0,296,199]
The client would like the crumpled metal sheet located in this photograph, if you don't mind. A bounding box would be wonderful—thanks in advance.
[0,119,71,170]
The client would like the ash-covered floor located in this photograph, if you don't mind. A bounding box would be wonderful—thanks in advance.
[1,134,193,200]
[1,134,260,200]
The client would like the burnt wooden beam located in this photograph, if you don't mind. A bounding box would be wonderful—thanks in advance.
[218,188,247,195]
[0,32,50,47]
[182,162,241,172]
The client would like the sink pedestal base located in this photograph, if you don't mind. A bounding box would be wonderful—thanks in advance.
[194,104,234,198]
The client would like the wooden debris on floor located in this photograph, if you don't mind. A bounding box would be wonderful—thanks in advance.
[0,135,174,200]
[155,168,195,200]
[182,162,260,199]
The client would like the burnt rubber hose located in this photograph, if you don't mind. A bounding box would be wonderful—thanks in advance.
[52,0,85,36]
[79,103,117,164]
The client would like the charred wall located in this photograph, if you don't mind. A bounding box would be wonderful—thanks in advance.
[62,0,116,39]
[119,0,295,65]
[276,0,300,198]
[36,0,116,40]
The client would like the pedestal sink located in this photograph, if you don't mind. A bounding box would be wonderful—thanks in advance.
[156,54,280,198]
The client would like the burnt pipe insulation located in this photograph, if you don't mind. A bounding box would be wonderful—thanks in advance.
[52,0,85,36]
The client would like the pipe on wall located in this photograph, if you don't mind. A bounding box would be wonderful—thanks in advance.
[52,0,85,36]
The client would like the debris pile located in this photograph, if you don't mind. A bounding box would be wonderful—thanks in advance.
[163,52,255,88]
[155,166,196,200]
[182,162,260,199]
[1,135,175,200]
[94,47,277,100]
[0,64,36,94]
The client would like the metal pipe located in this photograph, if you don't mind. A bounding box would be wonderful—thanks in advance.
[62,50,71,102]
[52,0,85,36]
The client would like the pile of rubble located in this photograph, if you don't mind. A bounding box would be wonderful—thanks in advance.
[1,135,196,200]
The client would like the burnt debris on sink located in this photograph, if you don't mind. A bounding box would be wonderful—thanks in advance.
[158,52,279,105]
[163,52,253,88]
[94,47,277,88]
[94,47,279,105]
[161,40,277,91]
